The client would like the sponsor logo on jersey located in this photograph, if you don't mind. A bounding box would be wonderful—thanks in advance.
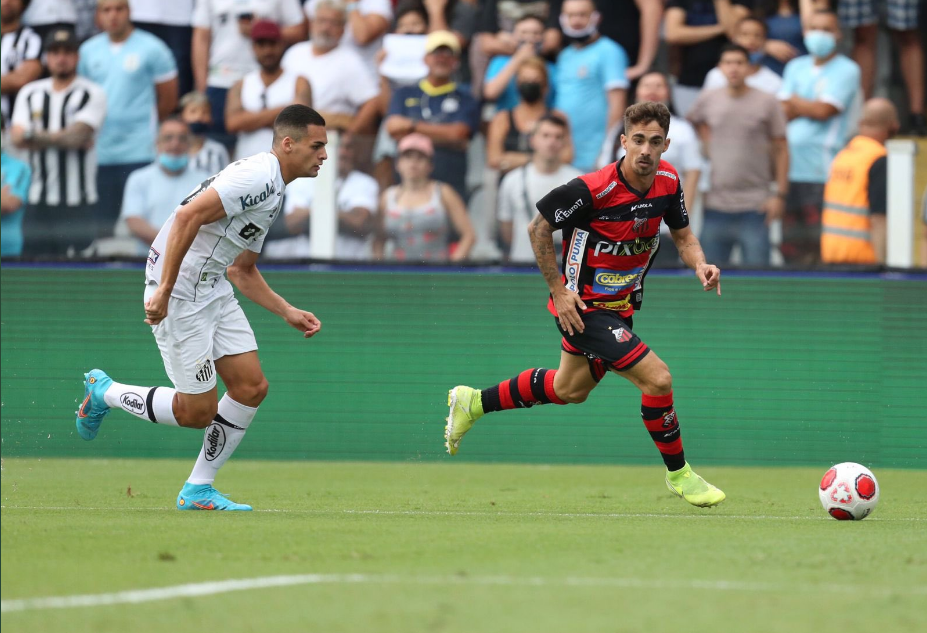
[204,423,226,462]
[555,198,584,224]
[195,358,214,383]
[632,216,649,234]
[593,235,659,257]
[656,170,677,181]
[612,327,632,344]
[147,247,160,266]
[119,393,146,416]
[239,182,276,211]
[238,222,263,241]
[564,229,589,292]
[595,181,617,200]
[592,266,645,294]
[630,202,653,213]
[591,298,632,312]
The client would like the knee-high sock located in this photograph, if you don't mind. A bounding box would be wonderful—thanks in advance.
[187,394,257,485]
[481,368,566,413]
[641,392,686,471]
[103,383,178,426]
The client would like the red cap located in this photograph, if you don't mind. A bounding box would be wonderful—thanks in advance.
[250,20,281,42]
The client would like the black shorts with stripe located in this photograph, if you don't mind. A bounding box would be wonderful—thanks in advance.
[556,310,650,382]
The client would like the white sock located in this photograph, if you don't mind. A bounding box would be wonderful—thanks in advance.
[103,382,179,426]
[187,394,257,485]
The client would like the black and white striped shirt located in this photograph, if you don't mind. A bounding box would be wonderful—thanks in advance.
[191,137,230,175]
[11,76,107,207]
[0,26,42,124]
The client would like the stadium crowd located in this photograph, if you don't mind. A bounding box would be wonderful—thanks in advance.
[1,0,926,265]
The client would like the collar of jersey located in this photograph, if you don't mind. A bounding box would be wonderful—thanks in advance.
[419,79,458,97]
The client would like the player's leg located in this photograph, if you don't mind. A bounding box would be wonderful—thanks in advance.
[616,352,725,507]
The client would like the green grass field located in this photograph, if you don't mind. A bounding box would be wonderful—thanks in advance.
[1,459,925,633]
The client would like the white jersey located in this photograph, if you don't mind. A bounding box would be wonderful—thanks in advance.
[146,152,285,302]
[234,70,300,161]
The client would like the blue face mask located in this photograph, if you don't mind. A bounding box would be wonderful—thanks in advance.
[749,51,765,65]
[804,30,836,58]
[158,153,189,172]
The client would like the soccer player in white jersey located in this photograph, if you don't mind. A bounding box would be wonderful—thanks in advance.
[75,105,328,511]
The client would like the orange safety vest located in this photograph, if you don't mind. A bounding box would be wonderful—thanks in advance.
[821,136,886,264]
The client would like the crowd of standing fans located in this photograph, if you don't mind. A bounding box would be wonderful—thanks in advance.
[1,0,926,266]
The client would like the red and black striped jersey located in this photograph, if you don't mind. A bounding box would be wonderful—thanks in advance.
[536,158,689,317]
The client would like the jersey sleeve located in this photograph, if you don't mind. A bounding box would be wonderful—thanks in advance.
[22,29,42,61]
[119,168,147,218]
[279,0,306,26]
[602,40,629,91]
[209,161,268,218]
[777,59,797,100]
[283,176,315,214]
[386,86,408,117]
[74,84,107,130]
[820,62,861,112]
[536,177,594,231]
[149,37,179,84]
[191,0,212,29]
[9,159,31,202]
[10,86,31,128]
[496,169,518,222]
[342,173,379,211]
[867,156,887,216]
[663,179,690,230]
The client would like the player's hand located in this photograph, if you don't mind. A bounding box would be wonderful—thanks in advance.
[696,263,721,296]
[552,288,587,336]
[284,307,321,338]
[762,196,785,225]
[144,287,170,325]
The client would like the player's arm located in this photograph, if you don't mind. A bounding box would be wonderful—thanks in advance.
[144,188,227,325]
[227,249,321,338]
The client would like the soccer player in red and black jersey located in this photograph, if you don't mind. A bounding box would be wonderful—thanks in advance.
[445,101,725,507]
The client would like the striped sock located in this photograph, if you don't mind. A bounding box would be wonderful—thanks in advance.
[641,392,685,471]
[481,368,566,413]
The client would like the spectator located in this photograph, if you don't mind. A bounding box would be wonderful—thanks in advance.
[688,44,789,266]
[10,28,106,256]
[180,91,230,174]
[779,9,862,265]
[72,0,99,41]
[20,0,76,41]
[120,118,211,254]
[385,30,479,199]
[79,0,178,233]
[754,0,814,76]
[129,0,195,97]
[1,118,31,257]
[483,15,555,111]
[664,0,752,116]
[374,132,474,261]
[839,0,925,135]
[304,0,392,74]
[191,0,305,146]
[703,17,782,94]
[821,98,899,264]
[1,0,42,128]
[597,71,704,266]
[546,0,663,82]
[472,0,553,96]
[269,132,380,260]
[497,114,580,263]
[486,56,572,175]
[281,1,380,133]
[553,0,628,172]
[921,185,927,267]
[226,20,312,161]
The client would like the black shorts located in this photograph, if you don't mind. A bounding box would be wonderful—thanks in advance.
[556,309,651,382]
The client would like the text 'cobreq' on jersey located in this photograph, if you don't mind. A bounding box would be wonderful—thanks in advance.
[536,158,689,317]
[146,152,285,302]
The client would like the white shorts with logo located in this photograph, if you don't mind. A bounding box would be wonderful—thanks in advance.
[145,282,258,395]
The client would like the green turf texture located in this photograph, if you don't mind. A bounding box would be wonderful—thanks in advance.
[2,459,925,633]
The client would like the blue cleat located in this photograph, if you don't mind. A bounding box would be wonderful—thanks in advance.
[176,482,253,511]
[75,369,113,441]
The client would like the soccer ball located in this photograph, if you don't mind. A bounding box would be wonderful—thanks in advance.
[819,462,879,520]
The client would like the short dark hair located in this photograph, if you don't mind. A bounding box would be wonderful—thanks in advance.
[395,0,428,26]
[737,16,768,36]
[719,43,750,61]
[534,113,568,133]
[514,14,546,28]
[624,101,670,137]
[273,105,326,145]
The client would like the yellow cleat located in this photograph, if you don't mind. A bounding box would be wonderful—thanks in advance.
[444,386,483,456]
[665,463,726,507]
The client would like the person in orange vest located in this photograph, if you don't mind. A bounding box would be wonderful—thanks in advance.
[821,97,899,264]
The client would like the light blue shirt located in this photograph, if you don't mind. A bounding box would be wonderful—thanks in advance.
[779,54,861,183]
[554,36,628,172]
[78,30,177,166]
[484,55,557,111]
[120,162,211,255]
[1,151,32,257]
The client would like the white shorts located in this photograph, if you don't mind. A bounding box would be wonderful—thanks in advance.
[146,282,258,395]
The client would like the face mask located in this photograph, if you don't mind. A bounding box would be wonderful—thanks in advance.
[517,81,543,104]
[187,121,209,136]
[749,51,765,65]
[559,12,598,44]
[158,153,189,172]
[804,30,836,58]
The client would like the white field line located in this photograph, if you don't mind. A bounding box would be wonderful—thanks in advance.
[2,572,926,614]
[1,505,925,521]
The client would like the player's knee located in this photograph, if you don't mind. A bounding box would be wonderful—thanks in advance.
[175,398,218,429]
[558,387,590,404]
[229,378,269,407]
[644,364,673,395]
